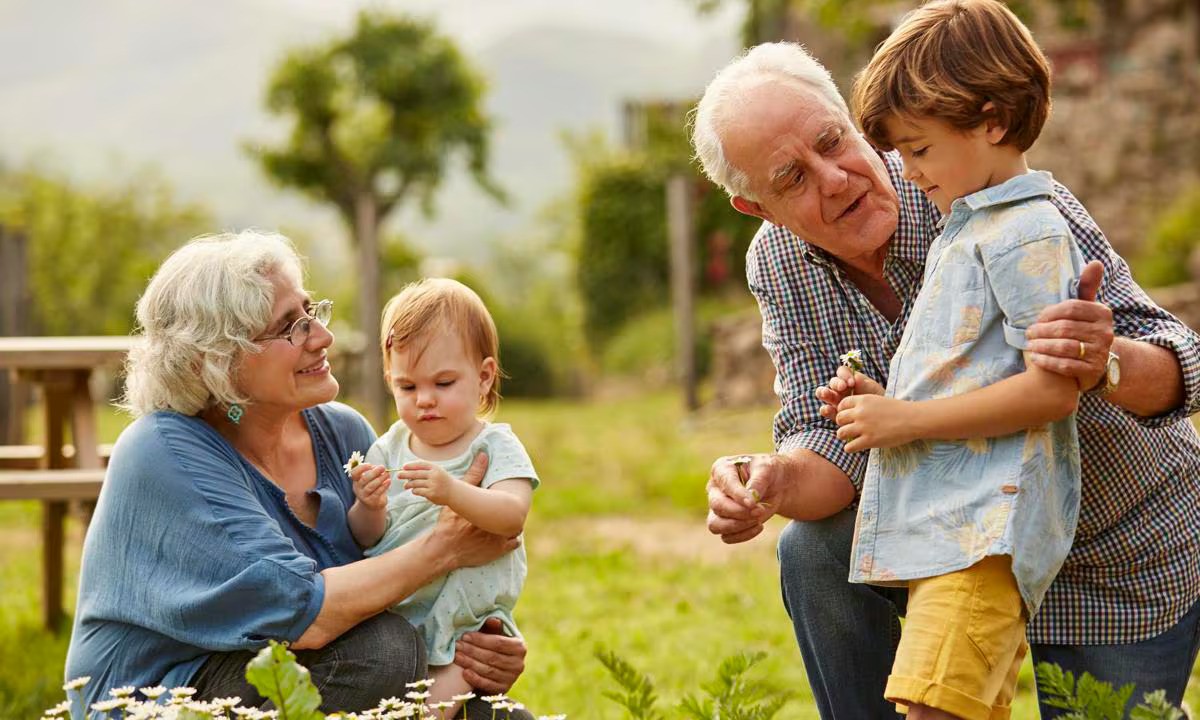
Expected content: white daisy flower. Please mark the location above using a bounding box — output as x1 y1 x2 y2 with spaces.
405 678 435 689
63 676 91 691
450 692 475 703
140 686 167 699
42 700 72 717
839 349 865 372
92 699 125 712
169 687 197 698
428 701 455 710
344 450 366 476
481 695 508 704
214 696 242 708
111 686 136 698
404 691 431 701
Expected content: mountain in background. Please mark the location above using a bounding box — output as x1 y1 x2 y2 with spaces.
0 0 738 264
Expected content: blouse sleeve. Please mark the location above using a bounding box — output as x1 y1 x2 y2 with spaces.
88 414 326 651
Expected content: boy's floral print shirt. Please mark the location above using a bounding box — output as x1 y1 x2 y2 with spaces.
848 171 1083 614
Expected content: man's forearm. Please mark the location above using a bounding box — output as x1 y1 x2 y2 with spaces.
1106 337 1185 416
773 448 857 521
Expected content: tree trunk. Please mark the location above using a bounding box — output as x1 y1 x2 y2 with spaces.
354 192 388 429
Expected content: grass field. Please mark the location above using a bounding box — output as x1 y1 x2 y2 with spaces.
1 394 1197 718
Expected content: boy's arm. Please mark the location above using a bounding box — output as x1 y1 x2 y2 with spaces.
834 358 1078 451
445 479 532 537
906 357 1077 440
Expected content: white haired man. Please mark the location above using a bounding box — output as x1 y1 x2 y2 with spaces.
695 42 1200 717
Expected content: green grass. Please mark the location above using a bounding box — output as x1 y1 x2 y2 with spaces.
2 395 1199 718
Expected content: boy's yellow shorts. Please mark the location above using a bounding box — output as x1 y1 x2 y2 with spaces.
886 554 1028 720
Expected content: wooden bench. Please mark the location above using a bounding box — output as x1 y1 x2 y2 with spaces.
0 469 105 631
0 443 114 470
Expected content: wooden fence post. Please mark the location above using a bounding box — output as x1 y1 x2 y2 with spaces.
667 174 699 412
0 225 31 444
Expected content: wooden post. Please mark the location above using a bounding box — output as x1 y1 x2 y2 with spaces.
355 193 387 429
667 174 699 411
0 226 30 444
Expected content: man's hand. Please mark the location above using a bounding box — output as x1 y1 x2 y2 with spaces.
455 617 526 692
349 462 391 511
1025 260 1112 391
816 366 886 420
706 453 787 544
396 462 458 506
835 395 918 452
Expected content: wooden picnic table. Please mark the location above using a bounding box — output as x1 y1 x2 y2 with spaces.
0 336 138 631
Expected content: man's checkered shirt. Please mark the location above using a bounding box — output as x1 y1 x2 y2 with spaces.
748 151 1200 644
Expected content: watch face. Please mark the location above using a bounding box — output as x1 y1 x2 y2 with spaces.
1108 355 1121 386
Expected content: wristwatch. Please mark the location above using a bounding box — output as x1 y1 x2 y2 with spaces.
1088 351 1121 397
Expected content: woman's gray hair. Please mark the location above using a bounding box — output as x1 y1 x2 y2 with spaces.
121 230 305 417
691 42 849 201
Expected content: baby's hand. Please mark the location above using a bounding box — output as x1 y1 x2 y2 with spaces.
396 462 457 506
350 462 391 511
817 366 885 421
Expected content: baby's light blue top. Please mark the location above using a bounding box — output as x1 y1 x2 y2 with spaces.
64 402 375 712
849 171 1084 615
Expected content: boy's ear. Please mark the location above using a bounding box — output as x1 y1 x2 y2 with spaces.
980 101 1008 145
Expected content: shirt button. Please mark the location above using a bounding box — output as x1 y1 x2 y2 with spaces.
1001 484 1019 495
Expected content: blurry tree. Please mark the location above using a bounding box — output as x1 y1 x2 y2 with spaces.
246 11 503 425
0 164 210 336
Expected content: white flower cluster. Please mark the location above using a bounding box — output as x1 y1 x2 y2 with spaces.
53 676 565 720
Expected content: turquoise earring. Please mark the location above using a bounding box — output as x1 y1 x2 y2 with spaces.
226 403 244 425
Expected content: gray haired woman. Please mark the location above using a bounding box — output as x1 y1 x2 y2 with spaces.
65 231 532 718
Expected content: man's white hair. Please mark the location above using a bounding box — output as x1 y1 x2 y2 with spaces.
121 230 305 417
691 42 849 201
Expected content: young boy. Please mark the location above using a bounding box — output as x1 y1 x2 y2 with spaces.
818 1 1085 718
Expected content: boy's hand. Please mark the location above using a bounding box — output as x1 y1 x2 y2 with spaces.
396 462 457 506
835 395 916 452
817 366 885 421
350 462 391 511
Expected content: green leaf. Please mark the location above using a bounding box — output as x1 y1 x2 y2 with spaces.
594 646 664 720
244 641 325 720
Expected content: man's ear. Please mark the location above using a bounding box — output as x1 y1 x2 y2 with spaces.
731 195 774 224
980 101 1008 145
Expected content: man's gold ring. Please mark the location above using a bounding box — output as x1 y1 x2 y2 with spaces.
1078 341 1086 360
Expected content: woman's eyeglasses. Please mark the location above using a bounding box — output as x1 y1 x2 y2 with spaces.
255 299 333 346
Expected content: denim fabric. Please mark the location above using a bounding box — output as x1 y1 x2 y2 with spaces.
65 403 376 713
751 148 1200 645
780 512 1200 719
189 612 535 720
1032 596 1200 717
851 172 1084 616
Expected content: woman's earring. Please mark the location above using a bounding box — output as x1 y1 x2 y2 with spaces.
226 403 245 425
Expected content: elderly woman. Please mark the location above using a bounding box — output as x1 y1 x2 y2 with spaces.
65 231 532 718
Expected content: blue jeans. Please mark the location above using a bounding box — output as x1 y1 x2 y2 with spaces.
778 510 1200 719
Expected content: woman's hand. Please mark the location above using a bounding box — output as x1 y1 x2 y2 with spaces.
455 617 527 692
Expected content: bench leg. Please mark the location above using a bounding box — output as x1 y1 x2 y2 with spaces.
43 500 66 632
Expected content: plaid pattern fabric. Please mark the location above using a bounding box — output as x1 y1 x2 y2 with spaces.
750 150 1200 644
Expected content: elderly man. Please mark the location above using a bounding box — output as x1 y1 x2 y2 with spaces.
695 42 1200 717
